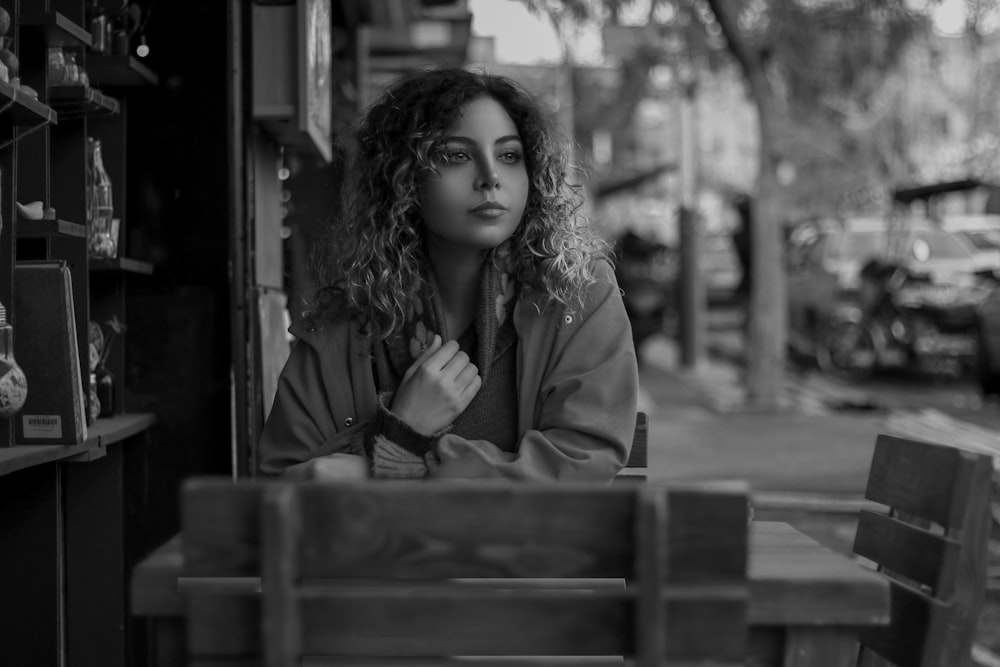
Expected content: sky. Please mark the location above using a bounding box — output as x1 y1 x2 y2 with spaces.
467 0 980 66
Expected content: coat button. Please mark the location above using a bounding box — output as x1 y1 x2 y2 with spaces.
344 417 354 427
563 315 573 324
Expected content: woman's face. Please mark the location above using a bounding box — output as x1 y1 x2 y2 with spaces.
419 96 529 254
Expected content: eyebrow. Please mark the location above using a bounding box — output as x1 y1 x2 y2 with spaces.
442 135 522 145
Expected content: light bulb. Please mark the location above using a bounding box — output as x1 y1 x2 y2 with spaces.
136 34 149 58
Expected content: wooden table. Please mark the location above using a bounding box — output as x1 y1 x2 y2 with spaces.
131 521 889 667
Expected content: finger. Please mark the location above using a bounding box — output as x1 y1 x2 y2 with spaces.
439 348 471 380
423 339 462 372
403 335 442 381
454 363 480 389
459 373 482 402
414 334 443 364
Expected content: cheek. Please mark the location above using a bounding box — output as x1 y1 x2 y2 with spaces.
422 173 468 213
511 172 530 209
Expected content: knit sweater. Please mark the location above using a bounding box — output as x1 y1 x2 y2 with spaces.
365 312 519 478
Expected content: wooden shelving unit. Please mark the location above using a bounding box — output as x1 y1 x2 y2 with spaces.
0 412 156 476
90 256 155 275
86 55 160 87
20 10 93 48
0 80 58 127
49 85 121 116
1 5 163 666
17 219 86 238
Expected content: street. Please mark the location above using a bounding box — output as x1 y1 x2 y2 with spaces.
704 305 1000 432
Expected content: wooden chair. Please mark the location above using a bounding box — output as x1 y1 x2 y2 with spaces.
619 411 649 481
853 433 994 667
181 477 749 666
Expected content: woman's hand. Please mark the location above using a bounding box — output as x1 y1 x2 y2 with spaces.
310 453 371 481
391 335 482 435
281 453 370 482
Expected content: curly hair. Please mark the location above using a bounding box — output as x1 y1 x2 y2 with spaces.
311 67 609 339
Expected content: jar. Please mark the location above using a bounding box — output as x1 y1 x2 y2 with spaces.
0 301 27 419
47 48 65 85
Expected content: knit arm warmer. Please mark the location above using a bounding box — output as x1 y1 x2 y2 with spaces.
366 392 448 479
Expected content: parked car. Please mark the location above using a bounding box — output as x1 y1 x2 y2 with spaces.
613 230 679 353
975 284 1000 395
786 215 984 361
938 214 1000 272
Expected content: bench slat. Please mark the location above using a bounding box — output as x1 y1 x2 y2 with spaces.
188 588 747 657
853 510 960 596
184 482 637 579
865 434 964 527
182 479 750 664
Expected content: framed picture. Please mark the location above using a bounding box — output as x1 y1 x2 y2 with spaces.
298 0 332 162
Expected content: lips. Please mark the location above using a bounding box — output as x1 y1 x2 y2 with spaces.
470 201 508 213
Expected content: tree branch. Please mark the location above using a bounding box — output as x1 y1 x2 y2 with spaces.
703 0 763 89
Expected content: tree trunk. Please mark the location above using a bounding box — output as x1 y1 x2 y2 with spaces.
706 0 786 409
746 93 787 409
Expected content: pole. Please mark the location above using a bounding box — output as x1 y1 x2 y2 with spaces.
678 75 704 368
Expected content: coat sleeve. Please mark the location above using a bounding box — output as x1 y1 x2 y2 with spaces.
257 335 368 478
432 261 638 482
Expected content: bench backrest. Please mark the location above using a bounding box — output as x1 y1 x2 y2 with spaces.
854 433 993 667
626 411 648 469
182 478 748 666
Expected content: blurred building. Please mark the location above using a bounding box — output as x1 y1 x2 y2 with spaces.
898 30 1000 212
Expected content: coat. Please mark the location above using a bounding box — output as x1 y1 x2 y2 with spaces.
258 260 639 481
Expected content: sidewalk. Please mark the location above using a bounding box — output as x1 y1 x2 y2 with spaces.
636 333 1000 499
636 332 1000 661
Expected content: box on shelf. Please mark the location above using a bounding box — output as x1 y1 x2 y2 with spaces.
13 261 87 444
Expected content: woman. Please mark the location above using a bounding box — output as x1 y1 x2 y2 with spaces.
259 67 638 481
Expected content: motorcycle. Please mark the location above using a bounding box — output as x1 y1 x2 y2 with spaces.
816 258 992 381
613 231 679 353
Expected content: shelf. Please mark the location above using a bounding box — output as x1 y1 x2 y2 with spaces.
1 412 156 476
21 11 93 48
49 85 120 116
0 79 58 127
90 257 155 275
0 442 92 476
17 219 86 238
82 412 157 450
86 55 160 87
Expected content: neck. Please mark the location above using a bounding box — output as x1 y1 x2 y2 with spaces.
427 242 486 337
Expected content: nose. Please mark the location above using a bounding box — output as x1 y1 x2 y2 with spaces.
475 171 500 190
473 152 500 190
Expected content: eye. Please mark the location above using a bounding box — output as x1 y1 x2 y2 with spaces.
498 150 523 164
440 149 471 164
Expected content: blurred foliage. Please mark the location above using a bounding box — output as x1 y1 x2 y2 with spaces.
525 0 995 402
529 1 936 199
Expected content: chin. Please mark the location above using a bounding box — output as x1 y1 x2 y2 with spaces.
455 228 513 249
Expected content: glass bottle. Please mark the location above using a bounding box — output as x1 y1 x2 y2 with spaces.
96 365 114 417
88 372 100 424
0 301 28 419
89 0 108 54
64 52 80 85
88 138 116 258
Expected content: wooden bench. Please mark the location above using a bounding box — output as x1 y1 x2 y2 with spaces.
180 477 748 665
854 433 994 667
